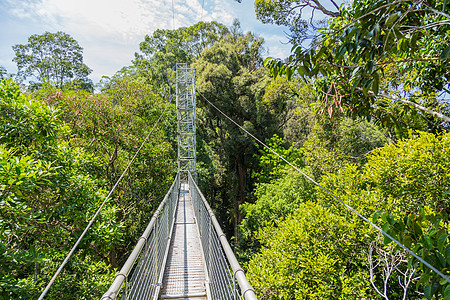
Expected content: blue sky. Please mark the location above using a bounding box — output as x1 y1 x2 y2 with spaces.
0 0 293 83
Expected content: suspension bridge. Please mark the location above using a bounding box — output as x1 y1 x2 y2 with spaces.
99 63 256 300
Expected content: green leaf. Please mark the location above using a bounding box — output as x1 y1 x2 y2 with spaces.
436 252 446 268
336 45 347 60
264 57 274 66
297 66 306 76
425 285 432 299
403 236 412 248
423 235 433 250
440 46 450 60
385 13 399 27
444 284 450 300
384 233 392 245
372 74 379 96
438 234 448 252
373 210 384 223
413 222 423 237
446 244 450 264
286 67 293 80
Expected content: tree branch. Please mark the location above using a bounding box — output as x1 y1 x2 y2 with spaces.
309 0 340 17
423 4 450 20
329 0 340 11
377 92 450 123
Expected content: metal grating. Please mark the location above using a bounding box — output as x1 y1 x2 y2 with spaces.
160 183 207 299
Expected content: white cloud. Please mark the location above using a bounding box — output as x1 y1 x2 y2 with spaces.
1 0 289 81
4 0 190 80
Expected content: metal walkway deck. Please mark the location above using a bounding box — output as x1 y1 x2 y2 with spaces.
160 183 208 300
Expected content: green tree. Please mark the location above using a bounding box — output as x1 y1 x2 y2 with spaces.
246 202 371 299
134 21 229 99
193 26 285 238
242 129 447 298
252 134 305 183
34 77 177 268
319 131 450 217
240 167 315 259
12 31 92 90
317 131 450 298
0 76 176 298
264 0 450 128
0 79 117 298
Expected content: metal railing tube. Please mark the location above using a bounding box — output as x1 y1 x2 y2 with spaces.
152 182 179 300
188 173 257 300
101 173 179 300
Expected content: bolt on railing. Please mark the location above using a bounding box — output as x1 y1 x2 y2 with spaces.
101 173 180 300
188 172 257 300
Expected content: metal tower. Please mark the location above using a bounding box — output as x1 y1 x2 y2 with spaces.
176 63 197 181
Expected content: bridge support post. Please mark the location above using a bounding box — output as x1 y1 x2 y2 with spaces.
176 63 197 181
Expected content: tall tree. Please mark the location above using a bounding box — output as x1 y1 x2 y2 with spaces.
193 26 285 238
134 21 229 99
12 31 92 89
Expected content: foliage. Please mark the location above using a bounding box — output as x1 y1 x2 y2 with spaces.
317 131 450 297
367 131 450 214
193 26 285 238
252 134 304 183
33 78 177 268
246 202 371 299
318 131 450 219
12 31 92 90
0 79 118 298
244 129 450 298
240 167 315 259
376 208 450 299
0 66 7 80
0 74 175 298
239 117 388 255
302 116 390 178
0 80 60 153
134 21 229 99
265 0 450 128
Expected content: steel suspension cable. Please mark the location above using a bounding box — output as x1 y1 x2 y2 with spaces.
171 0 175 29
196 90 450 283
38 100 172 300
201 0 205 22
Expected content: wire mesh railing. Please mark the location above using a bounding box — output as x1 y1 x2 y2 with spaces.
188 172 257 300
101 173 180 300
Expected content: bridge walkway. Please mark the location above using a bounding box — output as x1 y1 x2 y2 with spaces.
160 182 208 300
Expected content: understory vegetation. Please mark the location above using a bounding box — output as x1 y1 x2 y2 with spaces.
1 0 449 298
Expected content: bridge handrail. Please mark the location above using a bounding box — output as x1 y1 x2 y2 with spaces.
188 172 257 300
101 173 180 300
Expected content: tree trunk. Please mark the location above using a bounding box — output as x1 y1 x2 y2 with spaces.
234 150 247 242
108 250 118 268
